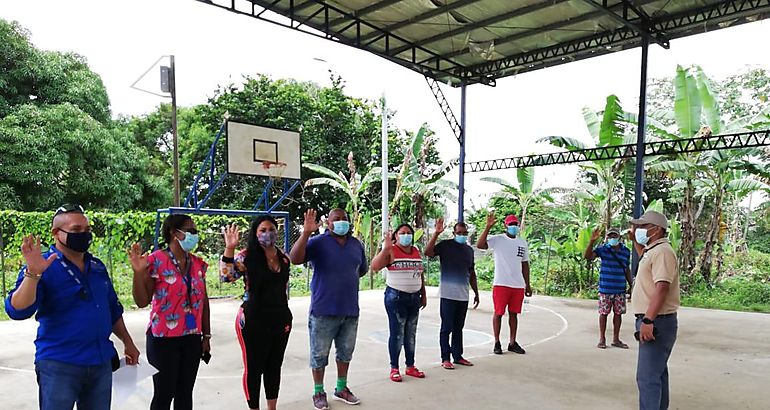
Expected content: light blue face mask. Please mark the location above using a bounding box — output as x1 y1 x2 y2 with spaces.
454 235 468 244
507 225 520 236
634 228 650 246
177 230 199 252
332 220 350 236
607 238 620 246
398 234 413 246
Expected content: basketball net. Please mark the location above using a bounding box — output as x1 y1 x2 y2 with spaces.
262 161 288 184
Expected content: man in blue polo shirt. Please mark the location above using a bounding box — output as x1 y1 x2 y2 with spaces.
4 204 140 410
290 208 368 410
585 227 633 349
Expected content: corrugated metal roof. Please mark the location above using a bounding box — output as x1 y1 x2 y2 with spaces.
198 0 770 86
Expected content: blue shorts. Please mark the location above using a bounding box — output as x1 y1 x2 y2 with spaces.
308 314 359 369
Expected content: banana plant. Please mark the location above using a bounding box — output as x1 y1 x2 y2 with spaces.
303 157 394 236
480 166 554 232
538 95 636 231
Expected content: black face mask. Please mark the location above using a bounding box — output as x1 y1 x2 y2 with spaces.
60 230 93 253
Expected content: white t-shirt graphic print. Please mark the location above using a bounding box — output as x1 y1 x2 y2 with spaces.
487 234 529 289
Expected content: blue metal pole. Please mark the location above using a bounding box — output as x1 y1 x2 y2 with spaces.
153 210 163 250
458 82 467 222
632 38 650 275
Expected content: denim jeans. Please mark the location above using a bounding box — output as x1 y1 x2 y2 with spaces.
636 314 678 410
439 298 468 362
308 314 359 369
35 359 112 410
384 286 421 368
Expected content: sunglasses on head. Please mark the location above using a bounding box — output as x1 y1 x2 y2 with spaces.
55 203 85 216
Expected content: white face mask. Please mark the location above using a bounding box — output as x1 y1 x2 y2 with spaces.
635 228 650 246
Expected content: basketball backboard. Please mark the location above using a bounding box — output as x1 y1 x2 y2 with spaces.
226 120 301 180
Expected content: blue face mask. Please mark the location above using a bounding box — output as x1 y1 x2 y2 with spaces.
507 226 520 236
454 235 468 244
607 238 620 246
332 220 350 236
177 230 199 252
634 228 650 246
398 234 413 246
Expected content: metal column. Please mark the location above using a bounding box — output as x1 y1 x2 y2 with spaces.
458 82 467 222
632 38 649 274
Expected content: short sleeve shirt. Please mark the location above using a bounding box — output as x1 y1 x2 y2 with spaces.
146 250 208 337
305 232 368 316
594 244 631 294
487 234 528 289
434 240 475 301
631 239 680 315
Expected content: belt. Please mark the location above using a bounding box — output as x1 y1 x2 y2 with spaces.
635 312 677 319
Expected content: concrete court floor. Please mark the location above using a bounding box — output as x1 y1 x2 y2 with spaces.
1 288 768 410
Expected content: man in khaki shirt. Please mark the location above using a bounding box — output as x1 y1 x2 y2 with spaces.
630 210 680 410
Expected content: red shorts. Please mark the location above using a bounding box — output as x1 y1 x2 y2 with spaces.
492 286 525 315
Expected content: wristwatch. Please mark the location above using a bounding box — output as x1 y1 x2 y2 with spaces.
641 317 654 325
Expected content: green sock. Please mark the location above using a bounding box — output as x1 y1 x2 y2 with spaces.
336 377 347 392
314 384 324 394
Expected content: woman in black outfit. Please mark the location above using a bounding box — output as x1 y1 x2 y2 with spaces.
220 216 292 410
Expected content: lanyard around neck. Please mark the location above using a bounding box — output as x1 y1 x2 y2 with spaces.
166 249 193 303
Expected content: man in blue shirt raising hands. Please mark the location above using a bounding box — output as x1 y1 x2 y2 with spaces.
4 204 140 410
584 227 633 350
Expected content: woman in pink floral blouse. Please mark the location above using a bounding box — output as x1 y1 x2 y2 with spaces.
129 214 211 410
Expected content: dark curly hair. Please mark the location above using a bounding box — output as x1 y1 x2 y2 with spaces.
161 214 192 248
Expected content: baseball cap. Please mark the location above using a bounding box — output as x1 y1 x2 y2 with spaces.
504 215 519 225
630 210 669 229
607 227 620 235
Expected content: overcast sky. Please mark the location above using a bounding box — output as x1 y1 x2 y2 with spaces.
4 0 770 218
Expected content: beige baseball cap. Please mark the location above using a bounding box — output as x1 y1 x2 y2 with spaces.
630 210 669 229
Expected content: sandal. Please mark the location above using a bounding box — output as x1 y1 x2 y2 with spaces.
405 366 425 378
611 341 629 349
597 341 607 349
389 368 402 382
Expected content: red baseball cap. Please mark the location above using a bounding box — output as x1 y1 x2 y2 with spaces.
504 215 519 225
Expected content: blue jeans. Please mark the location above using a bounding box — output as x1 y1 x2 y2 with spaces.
35 359 112 410
439 298 468 362
384 286 421 368
636 314 678 410
308 314 359 369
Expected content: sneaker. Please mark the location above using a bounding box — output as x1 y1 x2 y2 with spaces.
313 392 329 410
493 341 503 355
405 366 425 378
454 358 474 366
333 387 361 405
508 342 526 354
441 360 455 370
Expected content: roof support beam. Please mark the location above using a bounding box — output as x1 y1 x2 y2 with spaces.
389 0 569 56
327 0 401 27
466 130 770 172
580 0 670 48
359 0 484 42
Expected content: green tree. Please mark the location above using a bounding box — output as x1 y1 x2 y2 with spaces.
480 166 553 231
0 103 161 211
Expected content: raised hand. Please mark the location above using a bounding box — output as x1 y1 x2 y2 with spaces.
590 228 602 242
434 218 445 234
383 230 393 250
20 235 57 277
222 223 241 250
127 243 149 274
485 212 496 229
303 209 322 234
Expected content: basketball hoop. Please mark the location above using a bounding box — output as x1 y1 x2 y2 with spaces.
262 161 288 182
